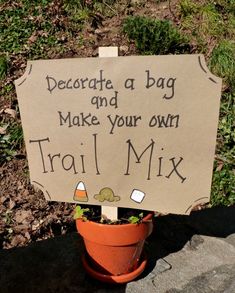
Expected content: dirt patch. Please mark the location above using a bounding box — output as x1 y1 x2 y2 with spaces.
0 158 76 249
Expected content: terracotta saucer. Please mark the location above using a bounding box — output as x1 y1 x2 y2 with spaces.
82 253 147 284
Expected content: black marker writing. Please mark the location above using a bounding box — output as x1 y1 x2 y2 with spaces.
58 111 100 127
29 135 101 175
107 115 142 134
145 70 176 99
29 138 50 173
166 157 186 183
91 91 118 109
125 139 155 180
46 70 114 94
149 114 179 128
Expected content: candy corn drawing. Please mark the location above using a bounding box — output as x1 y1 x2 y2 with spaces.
74 181 88 202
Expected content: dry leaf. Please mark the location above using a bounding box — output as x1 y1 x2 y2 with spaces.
10 234 27 247
28 32 37 43
0 127 6 134
4 108 16 118
216 162 224 171
24 231 31 240
14 210 32 223
14 224 29 233
0 196 7 204
9 199 16 210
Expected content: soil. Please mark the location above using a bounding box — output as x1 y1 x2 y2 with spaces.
0 0 181 249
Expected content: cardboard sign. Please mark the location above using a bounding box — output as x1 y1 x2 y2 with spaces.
15 55 221 214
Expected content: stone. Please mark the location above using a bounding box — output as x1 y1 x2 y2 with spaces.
185 235 204 251
155 258 172 273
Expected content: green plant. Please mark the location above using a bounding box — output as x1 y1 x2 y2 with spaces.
0 0 64 58
212 0 235 14
179 0 235 53
63 0 117 25
73 205 90 220
209 41 235 91
128 212 144 224
211 163 235 207
216 92 235 162
179 0 199 17
123 16 189 55
0 122 24 164
73 205 149 224
199 4 224 37
0 55 7 80
212 91 235 207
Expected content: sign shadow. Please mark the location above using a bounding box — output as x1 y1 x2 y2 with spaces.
140 205 235 279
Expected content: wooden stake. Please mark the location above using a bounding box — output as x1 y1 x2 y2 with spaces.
99 46 118 221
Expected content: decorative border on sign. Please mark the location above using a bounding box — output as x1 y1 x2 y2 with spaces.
184 196 209 214
197 55 218 84
32 180 51 200
16 63 33 87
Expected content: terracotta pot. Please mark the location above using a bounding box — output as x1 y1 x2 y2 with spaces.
76 212 153 283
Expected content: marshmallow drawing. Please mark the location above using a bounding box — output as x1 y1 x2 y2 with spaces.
130 189 145 203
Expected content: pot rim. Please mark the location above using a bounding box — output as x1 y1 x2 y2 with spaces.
76 211 154 247
76 211 154 227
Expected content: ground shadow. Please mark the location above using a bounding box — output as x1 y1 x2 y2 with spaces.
0 233 126 293
0 206 234 292
142 205 235 278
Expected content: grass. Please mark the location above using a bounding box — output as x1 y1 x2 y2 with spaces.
211 163 235 207
63 0 118 24
212 91 235 207
0 55 7 80
209 40 235 91
0 0 59 58
178 0 235 53
217 93 235 164
0 122 24 164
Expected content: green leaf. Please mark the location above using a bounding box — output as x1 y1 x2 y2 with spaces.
0 56 7 80
128 213 143 224
73 205 90 220
128 216 140 224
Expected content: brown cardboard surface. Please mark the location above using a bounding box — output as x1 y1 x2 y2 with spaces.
15 55 222 214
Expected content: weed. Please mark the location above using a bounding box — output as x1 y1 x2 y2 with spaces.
212 0 235 14
0 122 24 164
123 16 189 55
73 205 90 220
0 55 7 80
213 91 235 207
0 0 73 59
217 93 235 162
209 40 235 91
178 0 234 53
179 0 199 17
3 210 13 225
211 163 235 207
128 212 144 224
63 0 117 25
200 4 224 37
